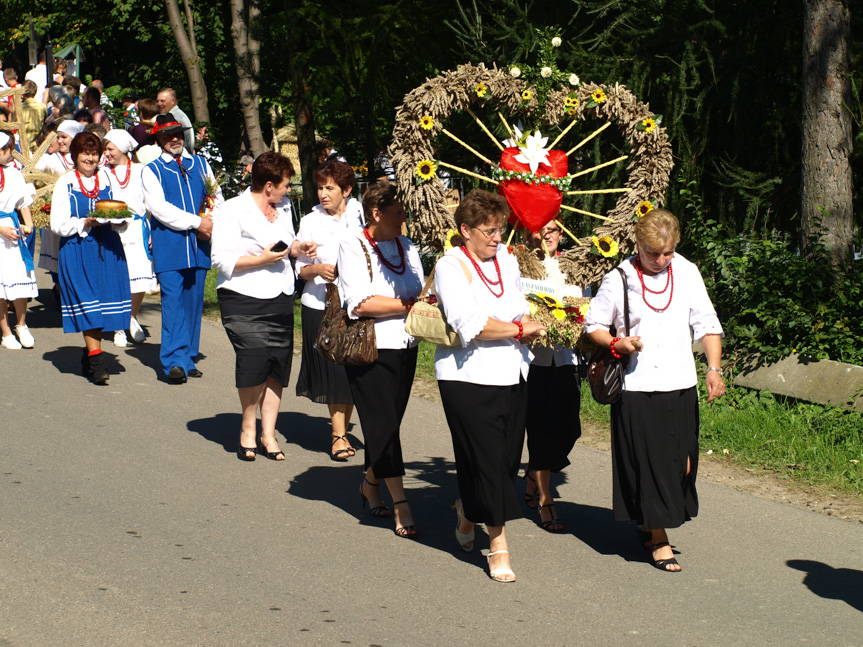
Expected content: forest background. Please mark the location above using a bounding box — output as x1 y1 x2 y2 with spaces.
2 0 863 368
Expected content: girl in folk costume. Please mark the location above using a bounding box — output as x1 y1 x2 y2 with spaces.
51 132 132 385
0 133 38 349
37 120 85 279
103 129 156 346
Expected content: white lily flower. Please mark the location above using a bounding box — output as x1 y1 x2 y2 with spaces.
502 125 524 149
569 73 580 86
514 130 551 173
541 67 552 78
510 66 521 78
551 37 562 47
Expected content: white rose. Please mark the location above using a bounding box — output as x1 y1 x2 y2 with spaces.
510 67 521 78
541 67 552 78
569 73 580 86
551 37 562 47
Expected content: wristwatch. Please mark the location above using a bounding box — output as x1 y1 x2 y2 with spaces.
707 366 723 375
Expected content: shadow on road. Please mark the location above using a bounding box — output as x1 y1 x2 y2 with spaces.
274 410 364 456
787 559 863 612
43 346 126 378
187 412 242 454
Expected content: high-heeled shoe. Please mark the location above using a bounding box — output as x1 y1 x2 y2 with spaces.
392 500 418 539
487 550 516 583
359 478 391 517
522 468 539 509
538 503 564 533
237 444 256 461
454 500 474 552
258 446 285 461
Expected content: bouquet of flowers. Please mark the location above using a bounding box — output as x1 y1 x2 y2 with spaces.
526 292 591 349
30 195 52 229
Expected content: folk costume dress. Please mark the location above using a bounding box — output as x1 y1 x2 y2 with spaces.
294 204 362 405
142 149 222 377
105 161 157 294
434 244 532 527
584 254 723 529
338 232 424 479
0 162 38 301
37 151 75 274
50 170 132 333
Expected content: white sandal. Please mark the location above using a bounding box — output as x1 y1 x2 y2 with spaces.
454 500 474 552
487 550 516 583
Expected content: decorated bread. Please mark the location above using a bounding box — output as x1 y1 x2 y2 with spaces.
94 200 128 212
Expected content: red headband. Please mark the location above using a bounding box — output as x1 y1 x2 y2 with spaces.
151 121 183 135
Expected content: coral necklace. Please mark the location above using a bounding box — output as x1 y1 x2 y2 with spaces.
0 166 5 193
75 170 100 199
460 245 504 298
363 227 405 274
110 163 131 189
634 256 673 312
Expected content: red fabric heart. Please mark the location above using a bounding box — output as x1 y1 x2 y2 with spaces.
498 147 568 233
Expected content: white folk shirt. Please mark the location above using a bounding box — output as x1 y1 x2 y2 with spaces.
295 205 363 310
434 245 532 386
210 189 297 299
104 163 146 215
584 253 723 393
50 170 113 238
338 234 423 350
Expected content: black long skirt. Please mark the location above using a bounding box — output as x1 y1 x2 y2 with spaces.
295 304 353 405
525 362 582 472
218 288 294 389
345 346 418 479
610 386 699 529
438 378 527 527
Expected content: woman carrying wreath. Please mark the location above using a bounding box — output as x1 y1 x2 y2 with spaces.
585 209 725 572
435 189 545 582
295 158 363 461
338 181 424 538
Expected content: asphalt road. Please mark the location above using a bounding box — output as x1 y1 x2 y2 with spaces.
1 274 862 646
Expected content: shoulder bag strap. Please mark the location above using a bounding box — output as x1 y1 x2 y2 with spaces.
617 267 630 337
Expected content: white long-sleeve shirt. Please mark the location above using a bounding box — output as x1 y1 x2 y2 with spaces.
141 150 222 231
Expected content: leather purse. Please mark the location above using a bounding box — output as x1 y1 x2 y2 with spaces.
404 258 471 347
316 238 378 366
587 268 630 404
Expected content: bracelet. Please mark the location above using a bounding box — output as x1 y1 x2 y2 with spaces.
610 337 622 359
514 321 524 340
707 366 723 375
406 297 417 310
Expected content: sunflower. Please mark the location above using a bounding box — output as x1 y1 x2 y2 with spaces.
592 235 619 258
529 302 538 317
415 159 437 182
444 228 459 251
591 88 607 104
419 115 435 130
566 108 577 117
521 89 533 102
636 200 653 218
641 117 656 133
552 308 566 321
564 96 578 108
475 83 488 98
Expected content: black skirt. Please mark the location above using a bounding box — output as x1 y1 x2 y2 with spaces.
610 386 699 529
525 362 582 472
438 378 527 527
218 288 294 389
295 304 353 405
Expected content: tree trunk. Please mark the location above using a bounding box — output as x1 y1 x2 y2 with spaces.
164 0 211 124
230 0 268 157
801 0 853 267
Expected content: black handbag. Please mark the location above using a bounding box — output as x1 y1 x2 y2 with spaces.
587 268 630 404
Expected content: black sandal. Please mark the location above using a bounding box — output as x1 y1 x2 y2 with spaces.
237 445 257 461
392 500 418 539
648 541 681 572
359 478 391 517
539 503 564 533
331 435 355 462
523 469 539 509
258 447 285 461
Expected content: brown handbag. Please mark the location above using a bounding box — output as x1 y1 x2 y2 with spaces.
587 268 630 404
316 238 378 366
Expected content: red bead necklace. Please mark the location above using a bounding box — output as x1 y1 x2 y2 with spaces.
110 163 131 189
363 227 406 274
61 154 73 169
75 170 101 199
460 245 504 298
0 165 5 193
634 256 673 312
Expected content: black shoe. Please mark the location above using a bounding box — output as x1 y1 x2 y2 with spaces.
168 366 187 384
81 347 91 376
187 369 203 378
89 352 109 385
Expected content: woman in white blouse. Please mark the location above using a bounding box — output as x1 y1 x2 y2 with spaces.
338 181 423 538
434 189 545 583
211 152 317 461
295 159 364 461
585 209 725 572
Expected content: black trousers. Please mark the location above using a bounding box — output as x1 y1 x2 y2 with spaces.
345 346 418 478
438 378 527 527
526 362 582 472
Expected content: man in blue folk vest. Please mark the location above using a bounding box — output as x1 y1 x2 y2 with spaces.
142 113 222 383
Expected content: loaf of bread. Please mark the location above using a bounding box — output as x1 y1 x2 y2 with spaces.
94 200 128 212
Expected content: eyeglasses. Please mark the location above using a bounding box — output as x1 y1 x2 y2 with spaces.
539 227 561 236
472 226 506 238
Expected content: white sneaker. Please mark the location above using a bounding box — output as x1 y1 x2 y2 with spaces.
114 330 128 348
129 317 146 343
14 325 35 348
1 334 22 350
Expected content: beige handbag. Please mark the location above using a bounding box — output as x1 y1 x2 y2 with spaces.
405 257 471 346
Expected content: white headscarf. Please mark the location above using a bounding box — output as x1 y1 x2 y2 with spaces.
0 132 10 149
57 121 86 138
103 129 138 155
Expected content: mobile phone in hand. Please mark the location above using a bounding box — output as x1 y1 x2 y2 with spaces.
271 240 289 253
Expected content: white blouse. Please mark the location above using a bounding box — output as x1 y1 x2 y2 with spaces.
50 170 113 238
210 189 297 299
0 164 33 213
295 205 363 310
584 253 724 392
338 234 424 350
434 245 532 386
104 162 146 215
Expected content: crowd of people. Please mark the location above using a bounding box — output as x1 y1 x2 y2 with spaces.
0 52 727 583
